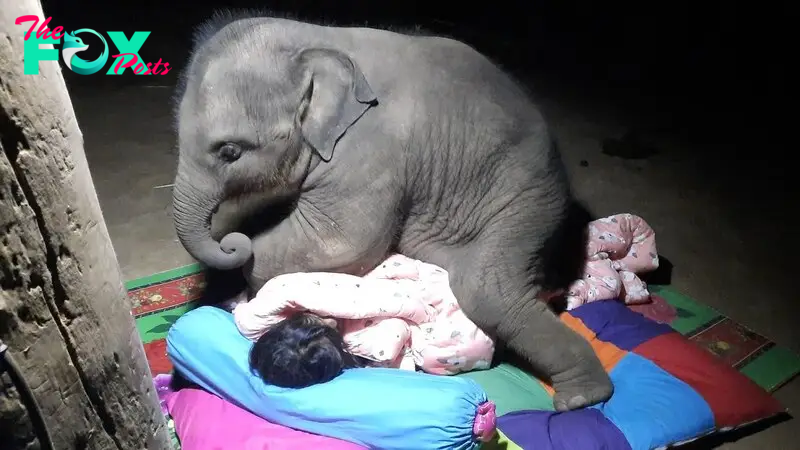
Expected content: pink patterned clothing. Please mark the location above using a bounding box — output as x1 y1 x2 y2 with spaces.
565 213 660 310
233 254 495 375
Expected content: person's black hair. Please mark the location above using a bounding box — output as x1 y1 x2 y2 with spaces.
249 312 370 388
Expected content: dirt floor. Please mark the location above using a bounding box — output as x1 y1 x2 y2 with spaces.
62 29 797 449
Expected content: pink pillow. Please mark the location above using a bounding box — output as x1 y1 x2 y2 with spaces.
163 386 364 450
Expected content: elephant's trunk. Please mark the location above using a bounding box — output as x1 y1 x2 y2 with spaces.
172 171 253 270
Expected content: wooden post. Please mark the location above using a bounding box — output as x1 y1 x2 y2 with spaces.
0 0 171 448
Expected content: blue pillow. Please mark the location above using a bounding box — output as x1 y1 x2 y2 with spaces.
166 306 489 450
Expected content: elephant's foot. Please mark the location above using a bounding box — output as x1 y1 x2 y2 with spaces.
492 296 614 412
552 368 614 411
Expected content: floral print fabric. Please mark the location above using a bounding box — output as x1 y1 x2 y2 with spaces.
565 213 660 310
233 254 495 375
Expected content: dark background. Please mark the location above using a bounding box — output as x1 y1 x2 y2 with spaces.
37 0 793 198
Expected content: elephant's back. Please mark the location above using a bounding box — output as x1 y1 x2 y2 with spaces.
231 18 541 131
255 20 563 202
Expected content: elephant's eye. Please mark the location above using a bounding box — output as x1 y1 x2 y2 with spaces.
218 143 242 162
273 128 291 140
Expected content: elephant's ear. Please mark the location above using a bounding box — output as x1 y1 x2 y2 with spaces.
293 48 378 162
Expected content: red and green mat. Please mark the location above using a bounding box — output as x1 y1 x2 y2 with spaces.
126 263 800 444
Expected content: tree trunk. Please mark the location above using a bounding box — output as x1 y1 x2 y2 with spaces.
0 1 171 448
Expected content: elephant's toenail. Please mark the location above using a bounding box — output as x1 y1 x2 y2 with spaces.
568 395 587 408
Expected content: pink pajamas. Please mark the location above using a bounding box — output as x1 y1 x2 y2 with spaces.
233 254 495 375
565 213 660 310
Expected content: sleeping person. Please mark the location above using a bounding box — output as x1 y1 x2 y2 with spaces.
232 253 496 388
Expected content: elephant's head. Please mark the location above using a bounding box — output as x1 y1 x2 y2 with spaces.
172 26 377 270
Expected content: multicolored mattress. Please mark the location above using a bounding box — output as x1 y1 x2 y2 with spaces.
128 265 796 450
458 298 786 450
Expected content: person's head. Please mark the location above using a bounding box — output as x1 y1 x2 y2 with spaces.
249 312 365 388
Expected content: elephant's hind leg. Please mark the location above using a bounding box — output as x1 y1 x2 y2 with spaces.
437 231 614 411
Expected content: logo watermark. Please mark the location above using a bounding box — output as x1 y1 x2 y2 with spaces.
15 15 171 75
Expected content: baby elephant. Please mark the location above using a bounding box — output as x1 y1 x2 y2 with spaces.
171 11 612 411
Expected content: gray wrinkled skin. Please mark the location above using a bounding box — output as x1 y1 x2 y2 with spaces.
171 12 613 411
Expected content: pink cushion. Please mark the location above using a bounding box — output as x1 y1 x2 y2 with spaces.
164 387 364 450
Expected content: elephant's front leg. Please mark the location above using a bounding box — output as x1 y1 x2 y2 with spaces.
242 197 399 294
424 235 613 412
